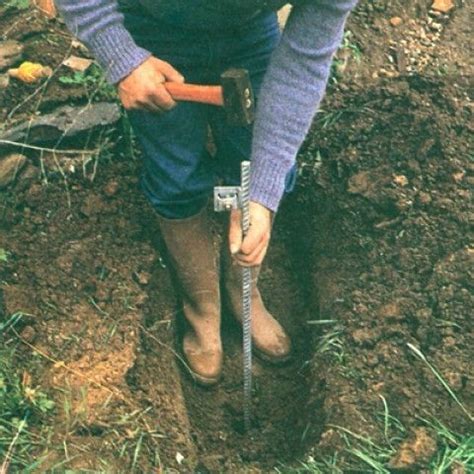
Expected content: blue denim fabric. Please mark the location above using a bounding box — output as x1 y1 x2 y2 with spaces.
123 6 297 218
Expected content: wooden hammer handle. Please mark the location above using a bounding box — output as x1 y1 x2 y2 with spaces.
164 82 224 106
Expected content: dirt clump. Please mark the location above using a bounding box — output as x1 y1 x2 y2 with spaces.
388 427 438 470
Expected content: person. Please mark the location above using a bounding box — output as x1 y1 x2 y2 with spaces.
55 0 358 386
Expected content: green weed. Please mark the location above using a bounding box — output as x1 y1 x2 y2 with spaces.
285 396 473 473
407 343 473 421
331 30 362 83
59 64 117 101
0 248 8 263
4 0 29 10
316 326 345 363
0 344 55 470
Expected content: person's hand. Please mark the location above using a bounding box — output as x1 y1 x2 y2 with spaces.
118 56 184 113
229 201 273 267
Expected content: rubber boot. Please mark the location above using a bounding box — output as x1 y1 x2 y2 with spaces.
157 208 223 386
222 248 292 364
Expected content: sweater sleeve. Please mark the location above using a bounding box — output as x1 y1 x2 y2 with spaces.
250 0 358 211
55 0 152 83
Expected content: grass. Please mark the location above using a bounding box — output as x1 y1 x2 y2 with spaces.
0 249 8 263
0 339 55 471
278 401 473 473
315 325 345 364
0 321 163 472
331 30 362 83
4 0 29 10
59 64 117 102
407 343 473 422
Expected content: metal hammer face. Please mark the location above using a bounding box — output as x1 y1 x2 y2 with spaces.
221 68 255 126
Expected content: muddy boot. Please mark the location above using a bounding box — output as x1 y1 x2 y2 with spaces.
157 208 223 386
222 249 292 364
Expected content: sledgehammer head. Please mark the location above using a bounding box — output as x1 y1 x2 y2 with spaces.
221 68 255 126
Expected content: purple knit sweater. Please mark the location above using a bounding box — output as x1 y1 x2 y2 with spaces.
55 0 357 211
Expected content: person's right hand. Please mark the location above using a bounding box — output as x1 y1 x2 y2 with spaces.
118 56 185 113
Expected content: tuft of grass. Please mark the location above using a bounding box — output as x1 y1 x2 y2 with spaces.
423 418 474 473
316 326 345 363
4 0 29 10
59 64 117 102
0 248 8 264
0 344 55 471
331 30 362 83
285 397 473 473
407 343 473 421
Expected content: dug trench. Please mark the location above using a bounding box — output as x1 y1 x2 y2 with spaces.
0 134 327 470
1 74 473 471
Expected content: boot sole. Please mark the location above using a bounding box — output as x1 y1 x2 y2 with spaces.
189 370 221 387
253 346 292 366
177 349 222 387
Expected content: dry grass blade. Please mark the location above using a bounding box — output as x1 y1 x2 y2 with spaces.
406 343 473 422
0 418 27 474
0 140 99 155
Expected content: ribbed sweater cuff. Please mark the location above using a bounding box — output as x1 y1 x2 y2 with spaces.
249 157 289 212
87 23 152 84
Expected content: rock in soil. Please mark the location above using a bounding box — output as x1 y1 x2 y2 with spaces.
431 0 454 14
390 16 403 27
0 73 9 89
0 40 24 71
0 153 27 189
0 102 121 146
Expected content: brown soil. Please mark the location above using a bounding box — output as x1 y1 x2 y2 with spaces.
1 1 472 472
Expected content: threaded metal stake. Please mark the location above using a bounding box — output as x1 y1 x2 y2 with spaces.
240 161 252 432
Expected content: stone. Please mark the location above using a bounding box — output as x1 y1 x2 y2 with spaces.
390 17 403 27
134 271 151 287
0 40 24 71
0 153 27 189
393 174 409 187
0 103 121 147
62 55 93 72
0 73 9 89
431 0 454 14
389 428 437 470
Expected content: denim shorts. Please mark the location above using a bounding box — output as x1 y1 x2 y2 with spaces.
122 5 297 218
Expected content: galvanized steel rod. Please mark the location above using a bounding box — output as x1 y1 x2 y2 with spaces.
240 161 252 431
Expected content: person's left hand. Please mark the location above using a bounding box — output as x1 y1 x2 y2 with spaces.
229 201 273 267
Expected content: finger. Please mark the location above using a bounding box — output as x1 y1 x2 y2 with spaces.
150 85 177 111
141 101 164 114
229 209 242 255
240 223 268 256
157 60 185 83
235 240 269 267
235 236 267 265
144 104 164 114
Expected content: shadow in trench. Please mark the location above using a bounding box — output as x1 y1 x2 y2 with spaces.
180 195 327 472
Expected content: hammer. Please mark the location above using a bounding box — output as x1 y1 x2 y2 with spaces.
164 68 255 126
